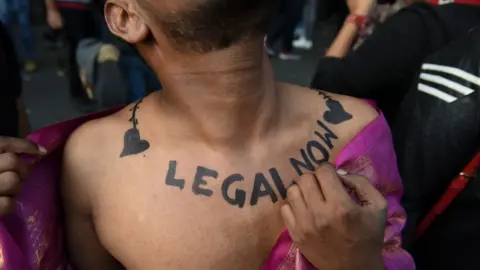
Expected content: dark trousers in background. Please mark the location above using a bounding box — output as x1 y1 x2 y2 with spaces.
59 8 97 99
120 55 162 102
266 0 307 52
0 0 35 60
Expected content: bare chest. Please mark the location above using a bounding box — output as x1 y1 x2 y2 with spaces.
94 166 291 269
92 117 345 269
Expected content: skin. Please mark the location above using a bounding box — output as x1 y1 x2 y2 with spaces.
326 0 373 58
44 0 63 30
61 0 380 269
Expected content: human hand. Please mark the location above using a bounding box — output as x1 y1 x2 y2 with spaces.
0 137 47 215
347 0 374 15
47 9 63 30
281 164 387 270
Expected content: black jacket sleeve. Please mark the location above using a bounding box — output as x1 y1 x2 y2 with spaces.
310 4 436 100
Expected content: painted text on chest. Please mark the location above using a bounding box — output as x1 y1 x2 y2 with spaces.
164 119 339 208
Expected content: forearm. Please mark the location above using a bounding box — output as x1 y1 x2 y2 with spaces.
325 22 360 58
45 0 58 12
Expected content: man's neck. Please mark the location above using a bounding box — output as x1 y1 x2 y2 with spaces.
154 42 280 150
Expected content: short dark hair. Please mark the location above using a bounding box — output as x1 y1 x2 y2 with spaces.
139 0 279 53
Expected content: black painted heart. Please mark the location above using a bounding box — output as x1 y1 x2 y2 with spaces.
120 128 150 157
323 99 353 124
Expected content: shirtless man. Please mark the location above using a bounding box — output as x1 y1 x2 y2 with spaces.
59 0 411 269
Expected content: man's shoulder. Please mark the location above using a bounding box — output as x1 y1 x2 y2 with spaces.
284 84 379 126
282 84 383 161
63 108 132 174
313 89 380 138
60 110 128 211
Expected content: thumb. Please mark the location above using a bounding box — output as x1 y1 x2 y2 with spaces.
0 137 47 155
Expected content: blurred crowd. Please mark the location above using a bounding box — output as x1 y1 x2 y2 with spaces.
0 0 421 123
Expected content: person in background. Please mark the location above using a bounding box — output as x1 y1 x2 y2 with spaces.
265 0 307 60
311 1 480 269
0 21 30 138
292 0 317 50
0 0 37 73
394 26 480 270
45 0 97 112
310 0 480 126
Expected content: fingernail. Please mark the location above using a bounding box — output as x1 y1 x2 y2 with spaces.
336 169 348 176
38 145 48 154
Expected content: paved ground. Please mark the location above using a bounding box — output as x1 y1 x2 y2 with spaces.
20 24 335 131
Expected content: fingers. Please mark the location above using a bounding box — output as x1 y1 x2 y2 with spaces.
283 186 312 243
286 182 308 218
281 204 296 230
0 172 22 197
314 163 351 203
0 197 15 216
295 173 325 207
0 137 36 217
0 137 47 155
340 173 386 209
0 153 30 179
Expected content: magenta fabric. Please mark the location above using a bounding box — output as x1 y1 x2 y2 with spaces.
0 108 120 270
0 105 414 270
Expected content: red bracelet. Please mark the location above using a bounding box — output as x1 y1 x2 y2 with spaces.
345 14 369 30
